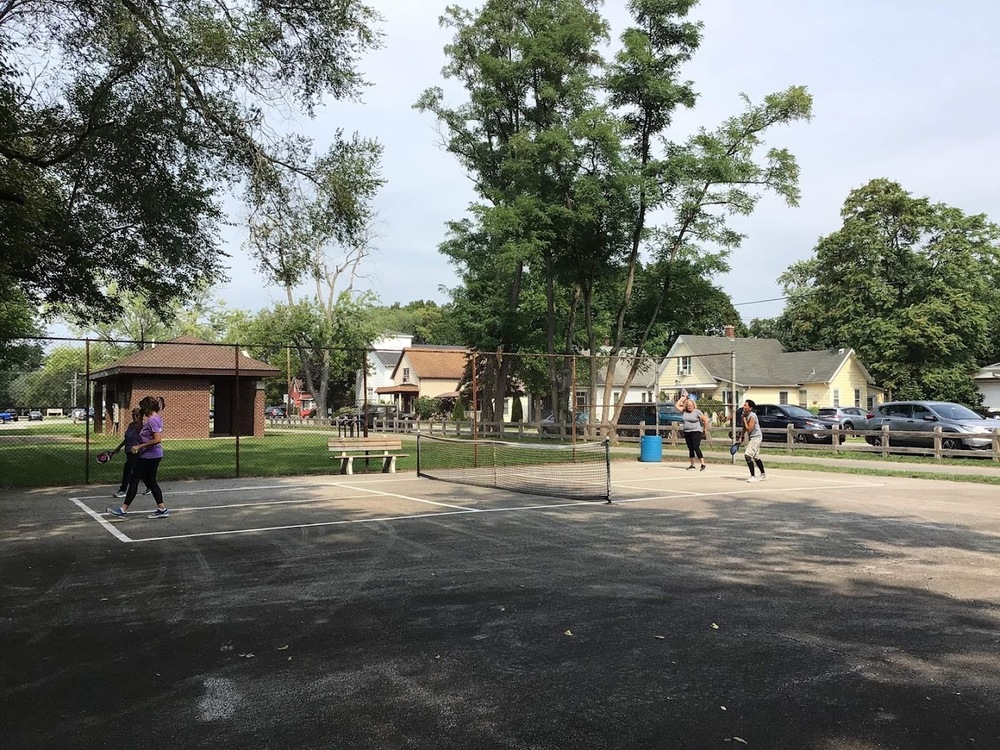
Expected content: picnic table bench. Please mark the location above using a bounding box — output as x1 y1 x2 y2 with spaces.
328 436 408 475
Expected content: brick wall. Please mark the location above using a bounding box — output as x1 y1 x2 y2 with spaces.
105 377 267 439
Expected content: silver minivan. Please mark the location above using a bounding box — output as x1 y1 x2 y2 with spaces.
865 401 1000 450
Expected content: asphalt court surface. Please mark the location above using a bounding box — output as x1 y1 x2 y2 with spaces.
71 463 893 544
4 461 1000 749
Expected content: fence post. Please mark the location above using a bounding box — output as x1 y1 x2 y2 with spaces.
993 429 999 463
881 425 890 458
933 426 942 459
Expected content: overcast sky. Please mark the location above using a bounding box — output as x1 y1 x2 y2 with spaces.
211 0 1000 326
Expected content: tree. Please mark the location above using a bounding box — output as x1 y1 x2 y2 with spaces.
0 287 44 384
375 301 462 345
417 0 812 428
243 128 384 415
0 0 382 324
418 0 811 427
776 179 1000 403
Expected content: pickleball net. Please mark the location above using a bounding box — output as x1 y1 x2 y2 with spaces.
416 434 612 502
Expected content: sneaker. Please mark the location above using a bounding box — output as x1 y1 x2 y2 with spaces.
112 490 126 498
700 465 706 472
759 474 767 481
148 508 170 519
686 465 696 471
746 476 761 483
106 506 128 518
142 488 152 495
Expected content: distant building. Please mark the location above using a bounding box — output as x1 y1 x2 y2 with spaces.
356 332 413 408
973 362 1000 414
663 326 884 411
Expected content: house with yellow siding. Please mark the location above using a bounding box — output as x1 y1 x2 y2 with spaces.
662 327 884 411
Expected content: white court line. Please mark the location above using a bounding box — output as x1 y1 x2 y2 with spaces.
613 483 703 497
130 498 603 543
609 480 887 504
70 498 132 542
75 477 888 543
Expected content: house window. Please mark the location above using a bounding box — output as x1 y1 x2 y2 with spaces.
576 391 588 408
798 389 808 408
677 357 692 376
721 389 741 405
833 389 840 407
854 388 862 407
402 367 410 383
613 392 620 404
779 391 789 405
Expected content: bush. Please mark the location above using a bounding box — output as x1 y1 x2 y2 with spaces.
511 396 523 423
452 400 466 421
414 396 438 419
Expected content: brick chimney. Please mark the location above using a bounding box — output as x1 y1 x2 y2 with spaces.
724 325 736 340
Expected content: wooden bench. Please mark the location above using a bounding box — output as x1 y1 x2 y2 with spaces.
328 437 408 475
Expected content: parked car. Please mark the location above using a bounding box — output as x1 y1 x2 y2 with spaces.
539 410 590 435
28 410 43 421
865 401 1000 450
0 408 17 422
657 404 686 425
264 405 287 418
817 406 869 432
0 411 12 424
755 404 842 443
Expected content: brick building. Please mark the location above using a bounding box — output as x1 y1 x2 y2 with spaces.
89 335 282 438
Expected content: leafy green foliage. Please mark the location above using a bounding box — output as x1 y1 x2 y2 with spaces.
1 0 382 324
417 0 811 424
777 179 1000 403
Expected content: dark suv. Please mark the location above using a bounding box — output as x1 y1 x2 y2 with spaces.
865 401 999 450
755 404 842 443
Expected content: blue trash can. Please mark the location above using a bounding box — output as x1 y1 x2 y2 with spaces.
639 435 663 462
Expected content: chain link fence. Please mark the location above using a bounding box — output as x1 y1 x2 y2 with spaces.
8 336 986 488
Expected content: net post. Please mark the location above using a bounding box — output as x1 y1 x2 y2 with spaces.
604 438 611 504
730 351 737 465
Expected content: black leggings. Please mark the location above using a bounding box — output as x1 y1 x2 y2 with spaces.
684 431 704 460
123 457 163 506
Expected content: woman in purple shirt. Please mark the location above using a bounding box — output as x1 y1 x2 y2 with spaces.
107 396 169 519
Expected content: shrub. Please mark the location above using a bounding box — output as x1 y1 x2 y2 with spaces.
511 396 523 423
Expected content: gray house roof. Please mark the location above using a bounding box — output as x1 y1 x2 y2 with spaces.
674 335 874 387
974 362 1000 380
372 350 400 369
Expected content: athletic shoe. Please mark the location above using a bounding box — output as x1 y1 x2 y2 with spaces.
746 476 761 483
112 491 126 498
759 474 767 481
148 508 170 519
686 465 696 471
142 488 152 495
700 465 706 472
107 506 128 518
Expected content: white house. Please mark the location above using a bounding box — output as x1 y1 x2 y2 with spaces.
355 332 413 408
974 362 1000 414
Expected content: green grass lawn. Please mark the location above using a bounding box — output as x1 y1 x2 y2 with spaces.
1 426 996 488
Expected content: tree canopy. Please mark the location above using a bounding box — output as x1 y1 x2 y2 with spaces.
0 0 382 324
417 0 811 422
776 179 1000 403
